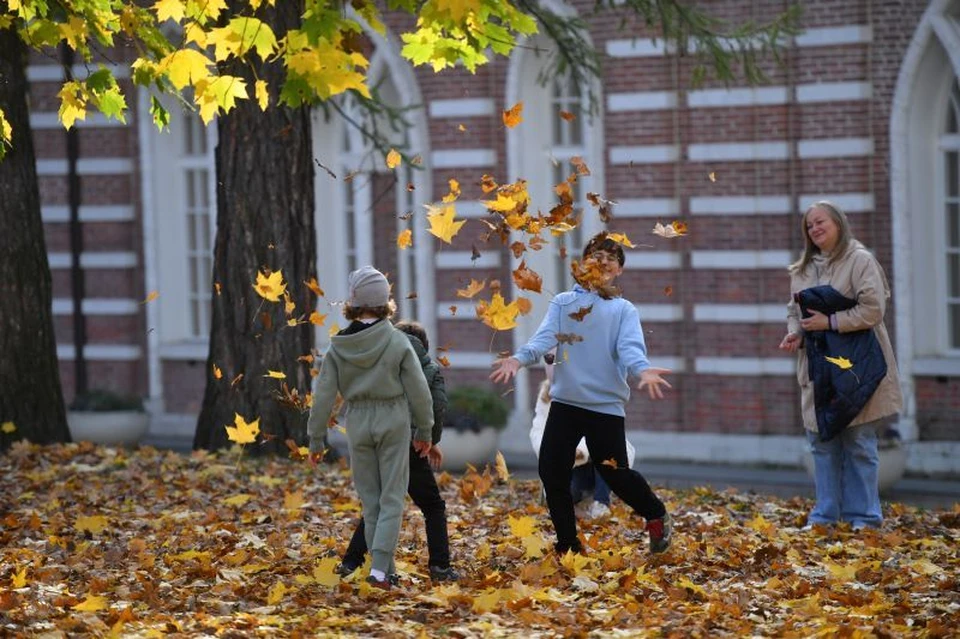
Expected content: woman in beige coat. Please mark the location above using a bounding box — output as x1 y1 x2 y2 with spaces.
779 201 902 529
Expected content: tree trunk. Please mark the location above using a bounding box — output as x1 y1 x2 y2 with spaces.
193 0 321 454
0 30 70 450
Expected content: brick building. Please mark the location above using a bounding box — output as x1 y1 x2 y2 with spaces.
27 0 959 474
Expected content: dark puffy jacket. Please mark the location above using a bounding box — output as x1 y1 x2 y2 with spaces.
796 285 887 442
405 334 448 444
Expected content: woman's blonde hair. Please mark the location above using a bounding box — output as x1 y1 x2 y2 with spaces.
788 200 854 275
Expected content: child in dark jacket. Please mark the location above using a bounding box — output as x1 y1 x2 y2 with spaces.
338 320 460 582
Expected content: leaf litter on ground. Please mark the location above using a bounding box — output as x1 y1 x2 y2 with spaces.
0 441 958 637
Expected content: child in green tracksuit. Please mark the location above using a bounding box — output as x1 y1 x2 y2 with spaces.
308 266 434 589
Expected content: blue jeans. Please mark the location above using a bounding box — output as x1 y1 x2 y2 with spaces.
805 422 882 527
570 463 611 505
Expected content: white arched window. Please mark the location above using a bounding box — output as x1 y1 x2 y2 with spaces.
550 74 588 291
941 79 960 351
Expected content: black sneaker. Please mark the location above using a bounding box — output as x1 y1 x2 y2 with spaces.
646 512 673 554
337 560 360 577
429 565 460 582
388 573 400 586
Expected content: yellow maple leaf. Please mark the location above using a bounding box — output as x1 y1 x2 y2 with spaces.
264 370 286 380
494 450 509 482
746 513 776 537
73 594 109 612
283 490 305 511
676 576 707 596
304 277 324 297
222 493 253 507
212 364 222 379
57 81 87 130
471 588 501 614
441 178 461 203
652 221 686 239
193 74 248 123
253 269 286 302
426 204 466 244
386 148 401 169
435 0 481 21
142 290 159 304
11 566 27 588
153 0 185 22
159 48 213 90
75 515 109 534
560 550 591 576
397 229 412 249
477 293 520 331
266 581 286 605
502 101 523 128
255 79 269 111
1 421 16 434
313 557 341 587
225 413 260 445
825 355 854 370
309 311 327 326
328 322 340 338
522 533 549 559
508 515 537 538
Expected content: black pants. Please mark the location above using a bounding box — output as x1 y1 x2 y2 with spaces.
343 443 451 569
539 401 666 552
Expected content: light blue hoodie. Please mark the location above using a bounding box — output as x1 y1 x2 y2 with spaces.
514 284 651 417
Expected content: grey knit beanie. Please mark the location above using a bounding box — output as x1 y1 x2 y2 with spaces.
348 266 390 308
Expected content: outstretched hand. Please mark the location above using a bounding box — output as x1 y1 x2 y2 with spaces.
490 356 521 384
637 367 672 400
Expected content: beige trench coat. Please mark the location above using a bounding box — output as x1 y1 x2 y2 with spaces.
786 240 903 433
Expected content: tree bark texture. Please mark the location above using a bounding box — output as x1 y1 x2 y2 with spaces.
0 30 70 450
193 1 320 453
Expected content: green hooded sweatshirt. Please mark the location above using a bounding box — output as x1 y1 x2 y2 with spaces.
307 319 434 452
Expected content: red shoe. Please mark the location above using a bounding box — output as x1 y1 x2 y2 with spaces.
365 575 391 591
646 512 673 554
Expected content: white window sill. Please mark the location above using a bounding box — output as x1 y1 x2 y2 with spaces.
912 357 960 377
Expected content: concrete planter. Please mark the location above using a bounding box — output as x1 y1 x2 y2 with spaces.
438 426 500 471
802 444 908 494
68 411 149 446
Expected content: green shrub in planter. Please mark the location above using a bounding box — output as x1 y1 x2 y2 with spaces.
444 386 509 433
70 389 145 412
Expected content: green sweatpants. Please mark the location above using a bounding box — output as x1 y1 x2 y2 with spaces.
346 398 412 575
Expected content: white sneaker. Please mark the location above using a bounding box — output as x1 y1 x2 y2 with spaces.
588 502 611 519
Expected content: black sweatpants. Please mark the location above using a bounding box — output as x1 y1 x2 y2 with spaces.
343 443 451 569
538 401 666 553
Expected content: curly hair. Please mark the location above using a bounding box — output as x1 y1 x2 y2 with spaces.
343 299 397 321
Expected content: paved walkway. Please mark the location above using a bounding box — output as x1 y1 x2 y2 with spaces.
144 434 959 510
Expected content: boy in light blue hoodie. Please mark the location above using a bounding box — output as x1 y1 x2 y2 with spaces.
491 232 674 555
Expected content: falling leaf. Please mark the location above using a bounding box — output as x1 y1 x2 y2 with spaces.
142 291 159 304
471 245 482 261
568 305 593 321
397 229 413 249
328 322 340 338
212 364 222 380
559 110 576 121
652 222 687 239
230 373 244 387
437 355 450 367
556 333 583 345
601 458 618 469
406 183 415 192
456 279 486 299
264 370 286 380
512 261 542 293
586 192 615 223
516 297 532 315
215 282 222 295
225 413 260 445
426 204 466 244
254 269 286 302
406 292 418 300
494 451 509 482
708 171 717 182
509 241 527 259
286 318 298 327
447 306 457 316
304 278 324 297
570 156 591 176
479 174 498 193
411 155 423 166
825 355 853 370
385 148 401 169
309 311 327 326
502 101 523 128
477 293 521 331
606 232 635 248
663 286 674 297
1 421 16 434
672 220 688 235
442 178 461 203
72 594 109 612
457 123 467 132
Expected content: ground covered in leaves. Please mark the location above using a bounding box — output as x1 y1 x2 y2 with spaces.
1 443 958 637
